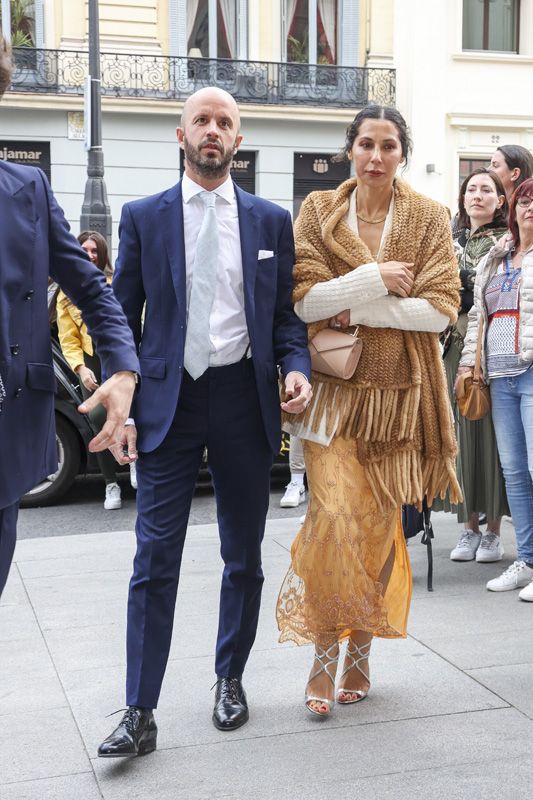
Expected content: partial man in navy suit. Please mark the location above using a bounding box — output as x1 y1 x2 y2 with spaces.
98 87 312 757
0 37 140 597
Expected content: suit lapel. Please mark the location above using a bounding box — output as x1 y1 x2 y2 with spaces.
235 185 259 332
161 181 186 314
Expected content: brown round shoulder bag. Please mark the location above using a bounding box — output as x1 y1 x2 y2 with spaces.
455 316 490 421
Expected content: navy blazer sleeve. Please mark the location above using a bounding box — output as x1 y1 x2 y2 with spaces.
273 210 311 381
41 171 139 378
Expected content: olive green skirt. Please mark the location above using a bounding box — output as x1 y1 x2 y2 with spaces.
432 328 509 522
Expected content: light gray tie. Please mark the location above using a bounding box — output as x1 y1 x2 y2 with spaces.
184 191 219 380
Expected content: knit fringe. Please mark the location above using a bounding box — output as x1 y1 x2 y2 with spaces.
295 377 421 444
366 452 463 513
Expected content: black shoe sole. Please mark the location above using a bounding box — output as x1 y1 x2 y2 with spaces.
97 734 157 758
212 710 249 731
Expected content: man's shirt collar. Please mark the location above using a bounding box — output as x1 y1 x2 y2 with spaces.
182 172 235 205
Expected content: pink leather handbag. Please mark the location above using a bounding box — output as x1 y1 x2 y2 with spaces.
309 327 362 380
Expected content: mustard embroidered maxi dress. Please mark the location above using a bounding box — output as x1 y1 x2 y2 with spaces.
276 179 461 647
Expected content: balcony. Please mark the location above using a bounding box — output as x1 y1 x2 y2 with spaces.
9 49 395 109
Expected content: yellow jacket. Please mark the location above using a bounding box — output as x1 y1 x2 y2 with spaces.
56 276 112 372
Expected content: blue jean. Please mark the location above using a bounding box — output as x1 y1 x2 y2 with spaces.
490 367 533 562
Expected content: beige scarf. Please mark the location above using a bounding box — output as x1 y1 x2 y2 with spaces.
288 177 462 510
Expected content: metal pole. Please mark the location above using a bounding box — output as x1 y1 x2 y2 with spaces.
80 0 112 247
1 0 11 43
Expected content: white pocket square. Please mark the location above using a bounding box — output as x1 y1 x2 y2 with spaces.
258 249 274 260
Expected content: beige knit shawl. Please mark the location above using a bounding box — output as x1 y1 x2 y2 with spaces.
289 177 462 510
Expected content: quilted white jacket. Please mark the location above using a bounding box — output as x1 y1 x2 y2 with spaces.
460 240 533 381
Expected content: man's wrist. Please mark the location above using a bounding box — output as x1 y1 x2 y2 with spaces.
289 370 310 384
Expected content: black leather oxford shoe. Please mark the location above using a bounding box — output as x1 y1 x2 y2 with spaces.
212 677 249 731
97 707 157 757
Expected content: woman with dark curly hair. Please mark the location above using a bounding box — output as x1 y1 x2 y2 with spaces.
277 105 461 717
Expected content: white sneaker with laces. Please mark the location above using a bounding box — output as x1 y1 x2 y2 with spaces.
280 482 306 508
129 460 137 490
518 579 533 602
476 532 504 562
486 560 533 592
450 530 481 561
104 482 122 510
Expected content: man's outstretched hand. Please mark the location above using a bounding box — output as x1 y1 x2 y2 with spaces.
78 371 136 453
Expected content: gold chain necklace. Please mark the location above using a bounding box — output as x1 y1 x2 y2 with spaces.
356 211 387 225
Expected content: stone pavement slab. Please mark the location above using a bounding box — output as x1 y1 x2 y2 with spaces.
1 511 532 799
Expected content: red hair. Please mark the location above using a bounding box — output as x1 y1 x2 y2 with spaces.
509 177 533 246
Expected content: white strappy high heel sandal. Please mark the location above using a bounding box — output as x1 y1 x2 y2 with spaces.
305 642 339 717
336 640 371 704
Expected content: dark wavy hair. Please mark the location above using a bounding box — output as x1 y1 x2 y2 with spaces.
457 168 509 231
0 34 12 98
78 231 113 278
333 105 413 166
497 145 533 191
509 177 533 247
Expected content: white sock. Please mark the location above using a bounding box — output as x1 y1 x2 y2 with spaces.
291 473 305 487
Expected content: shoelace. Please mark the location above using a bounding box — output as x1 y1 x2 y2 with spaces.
457 531 479 547
212 678 241 703
106 707 142 733
501 560 526 577
480 532 499 547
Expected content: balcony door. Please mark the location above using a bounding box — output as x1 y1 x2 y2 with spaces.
283 0 339 65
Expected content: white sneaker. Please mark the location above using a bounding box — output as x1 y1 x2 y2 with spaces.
129 460 137 490
518 580 533 602
280 482 306 508
476 532 504 562
486 560 533 592
104 482 122 510
450 530 481 561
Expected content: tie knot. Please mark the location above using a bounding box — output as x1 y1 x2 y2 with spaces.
199 191 217 208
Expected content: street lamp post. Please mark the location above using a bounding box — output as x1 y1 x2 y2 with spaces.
80 0 112 246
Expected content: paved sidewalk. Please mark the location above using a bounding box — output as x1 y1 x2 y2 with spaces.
1 511 532 799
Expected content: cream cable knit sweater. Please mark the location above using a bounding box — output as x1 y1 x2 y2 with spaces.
294 262 450 332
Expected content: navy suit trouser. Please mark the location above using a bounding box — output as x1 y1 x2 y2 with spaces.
126 358 274 709
0 501 19 598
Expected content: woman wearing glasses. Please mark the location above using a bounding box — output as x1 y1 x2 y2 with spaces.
458 178 533 598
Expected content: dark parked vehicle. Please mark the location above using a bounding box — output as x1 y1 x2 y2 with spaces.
21 338 290 508
20 339 101 508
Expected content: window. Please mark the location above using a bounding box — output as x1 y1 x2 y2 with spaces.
462 0 520 53
284 0 338 65
459 157 491 190
187 0 238 59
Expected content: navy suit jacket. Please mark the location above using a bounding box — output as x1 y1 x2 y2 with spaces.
112 180 311 455
0 161 140 509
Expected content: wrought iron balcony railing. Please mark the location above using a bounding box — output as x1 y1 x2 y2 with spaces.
9 48 395 109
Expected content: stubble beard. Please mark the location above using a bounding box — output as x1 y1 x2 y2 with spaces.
183 137 234 179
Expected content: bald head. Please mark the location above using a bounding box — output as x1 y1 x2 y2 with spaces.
0 35 13 99
181 86 240 130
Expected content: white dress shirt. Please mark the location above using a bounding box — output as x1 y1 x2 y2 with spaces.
182 173 249 366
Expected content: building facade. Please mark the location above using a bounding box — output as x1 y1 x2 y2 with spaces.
1 0 395 251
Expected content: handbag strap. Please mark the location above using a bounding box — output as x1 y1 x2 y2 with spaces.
473 315 484 383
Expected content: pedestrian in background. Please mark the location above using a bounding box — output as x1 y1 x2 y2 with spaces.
280 435 307 508
277 105 461 717
458 178 533 598
490 145 533 202
0 36 139 597
56 231 133 509
436 169 510 563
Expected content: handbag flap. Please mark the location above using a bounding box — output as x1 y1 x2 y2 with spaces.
311 329 357 354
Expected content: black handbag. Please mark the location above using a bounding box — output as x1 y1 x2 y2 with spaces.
402 497 434 591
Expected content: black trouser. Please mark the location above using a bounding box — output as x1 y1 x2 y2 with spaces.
0 501 19 597
80 352 117 485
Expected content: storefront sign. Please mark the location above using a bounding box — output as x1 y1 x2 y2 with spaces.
180 149 256 194
0 140 51 182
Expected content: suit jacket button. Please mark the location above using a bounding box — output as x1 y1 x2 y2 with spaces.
15 388 22 398
25 290 34 300
10 344 20 355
